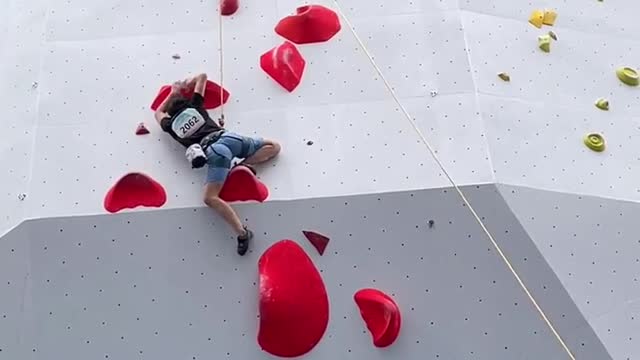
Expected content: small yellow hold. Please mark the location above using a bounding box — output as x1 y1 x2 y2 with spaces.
595 98 609 111
542 9 558 26
529 10 545 28
584 133 605 152
498 72 511 82
616 67 639 86
538 34 551 53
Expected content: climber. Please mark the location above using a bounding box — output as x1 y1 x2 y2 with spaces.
154 73 281 255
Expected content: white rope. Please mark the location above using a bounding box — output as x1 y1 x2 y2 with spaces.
330 1 576 359
218 1 225 123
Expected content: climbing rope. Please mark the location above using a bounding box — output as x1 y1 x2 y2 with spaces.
330 2 576 359
218 0 226 124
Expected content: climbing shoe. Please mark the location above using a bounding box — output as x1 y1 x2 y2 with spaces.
237 227 253 256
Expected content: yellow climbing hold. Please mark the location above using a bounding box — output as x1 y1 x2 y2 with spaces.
498 72 511 82
529 10 545 28
538 34 551 53
584 133 605 152
595 98 609 111
616 66 639 86
542 9 558 26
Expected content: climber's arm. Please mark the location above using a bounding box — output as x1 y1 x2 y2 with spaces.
193 73 207 97
154 83 182 124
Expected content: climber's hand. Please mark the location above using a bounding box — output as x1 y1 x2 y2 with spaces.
171 80 187 93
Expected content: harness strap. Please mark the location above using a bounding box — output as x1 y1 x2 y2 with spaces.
200 130 226 149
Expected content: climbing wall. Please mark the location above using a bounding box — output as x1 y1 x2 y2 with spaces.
499 185 640 360
0 0 48 235
2 0 640 359
0 186 610 359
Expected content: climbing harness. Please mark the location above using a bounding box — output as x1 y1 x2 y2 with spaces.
331 1 576 359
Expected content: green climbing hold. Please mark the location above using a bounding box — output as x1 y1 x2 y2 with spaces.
616 67 639 86
584 133 605 152
538 34 551 53
595 98 609 111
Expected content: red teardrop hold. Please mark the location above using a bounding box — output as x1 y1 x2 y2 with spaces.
258 240 329 357
220 0 238 16
302 230 330 255
275 5 341 44
104 173 167 213
354 288 402 348
218 166 269 203
260 41 306 92
150 80 230 111
135 122 150 135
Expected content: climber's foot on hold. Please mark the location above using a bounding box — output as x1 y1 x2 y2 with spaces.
237 227 253 256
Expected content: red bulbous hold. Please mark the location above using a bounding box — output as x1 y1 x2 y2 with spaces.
354 288 402 348
150 81 229 111
104 173 167 213
220 0 238 16
258 240 329 357
219 166 269 203
275 5 341 44
260 41 306 92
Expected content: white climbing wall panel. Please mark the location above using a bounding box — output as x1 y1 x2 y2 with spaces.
0 186 609 359
461 4 640 201
0 0 48 235
499 184 640 360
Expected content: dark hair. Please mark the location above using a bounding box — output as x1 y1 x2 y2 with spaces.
165 93 189 116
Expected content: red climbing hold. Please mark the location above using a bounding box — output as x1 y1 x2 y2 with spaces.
258 240 329 357
220 0 238 16
275 5 341 44
104 173 167 213
135 122 150 135
219 166 269 203
302 230 330 255
150 81 230 111
260 41 306 92
354 289 402 348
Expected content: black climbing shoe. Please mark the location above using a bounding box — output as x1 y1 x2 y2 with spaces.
237 227 253 256
233 162 257 175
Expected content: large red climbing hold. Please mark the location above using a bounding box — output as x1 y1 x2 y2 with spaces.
354 289 402 348
220 0 239 15
150 80 230 111
275 5 341 44
260 41 306 92
104 173 167 213
258 240 329 357
302 230 330 255
219 166 269 203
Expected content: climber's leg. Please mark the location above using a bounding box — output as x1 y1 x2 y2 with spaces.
203 142 253 255
216 133 280 168
243 139 281 165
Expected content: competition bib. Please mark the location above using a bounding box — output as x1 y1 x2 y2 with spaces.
172 108 205 139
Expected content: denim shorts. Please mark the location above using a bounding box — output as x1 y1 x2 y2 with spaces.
205 132 265 184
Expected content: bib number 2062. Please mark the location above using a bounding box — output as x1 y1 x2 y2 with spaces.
172 108 205 139
180 116 200 135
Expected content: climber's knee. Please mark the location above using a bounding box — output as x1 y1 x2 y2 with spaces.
203 183 224 209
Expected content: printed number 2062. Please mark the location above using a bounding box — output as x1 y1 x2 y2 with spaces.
180 116 200 135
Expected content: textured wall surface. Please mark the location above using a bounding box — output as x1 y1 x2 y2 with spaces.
0 186 610 359
2 0 640 358
500 185 640 360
